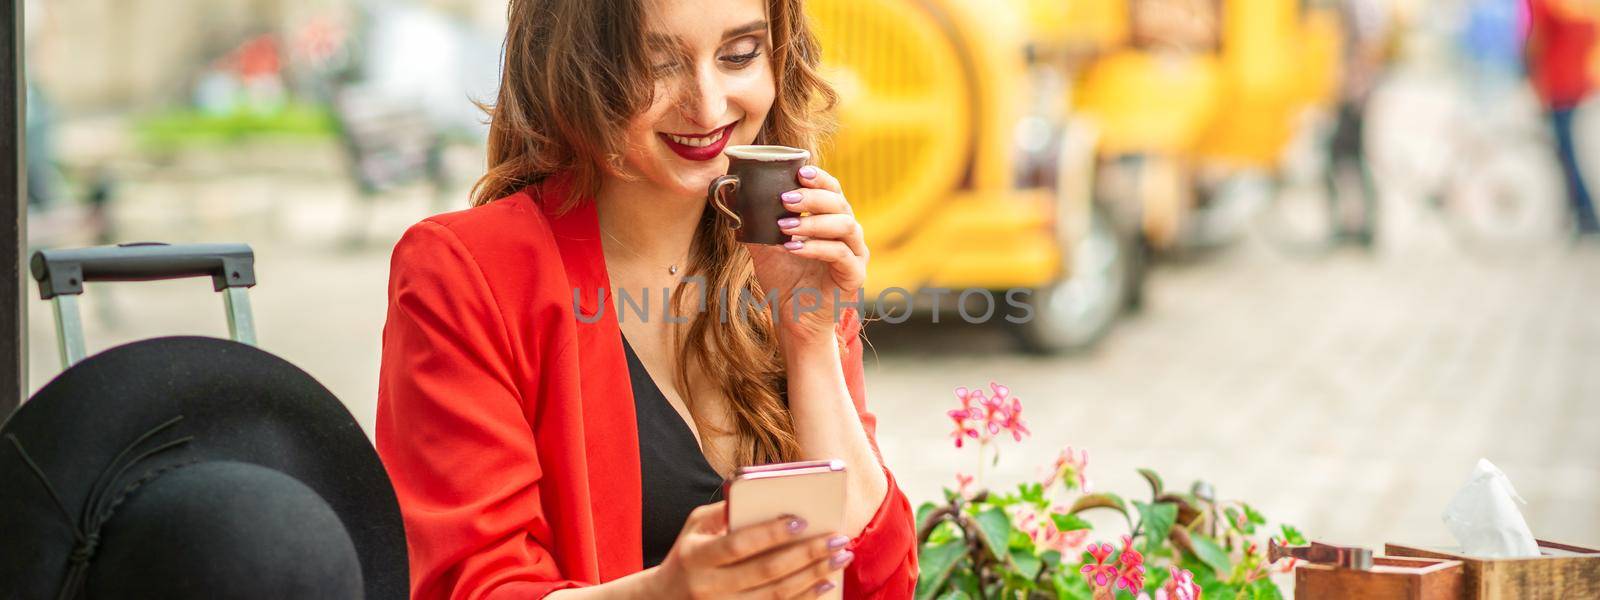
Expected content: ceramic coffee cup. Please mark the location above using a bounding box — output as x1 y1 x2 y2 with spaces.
707 145 811 245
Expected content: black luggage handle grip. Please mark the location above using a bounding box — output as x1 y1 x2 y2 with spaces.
30 242 257 300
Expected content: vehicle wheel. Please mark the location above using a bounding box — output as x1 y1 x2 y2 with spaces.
1443 142 1566 257
1122 229 1147 313
1011 203 1130 354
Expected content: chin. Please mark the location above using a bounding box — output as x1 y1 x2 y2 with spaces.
654 154 728 198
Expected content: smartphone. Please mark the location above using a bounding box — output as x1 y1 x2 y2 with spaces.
724 459 847 599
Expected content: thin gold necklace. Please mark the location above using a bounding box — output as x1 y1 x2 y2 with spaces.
601 227 689 276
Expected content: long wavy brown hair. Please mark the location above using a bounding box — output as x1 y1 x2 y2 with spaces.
471 0 837 467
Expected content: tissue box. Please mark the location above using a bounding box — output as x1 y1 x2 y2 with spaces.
1385 540 1600 599
1295 556 1464 599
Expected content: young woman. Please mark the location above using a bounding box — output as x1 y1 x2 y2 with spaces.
374 0 917 598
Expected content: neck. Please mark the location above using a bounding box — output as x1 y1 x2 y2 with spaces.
594 176 706 274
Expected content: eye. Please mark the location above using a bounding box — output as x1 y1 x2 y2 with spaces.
719 37 764 68
651 58 683 78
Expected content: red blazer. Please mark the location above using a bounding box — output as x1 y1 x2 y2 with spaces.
376 176 918 599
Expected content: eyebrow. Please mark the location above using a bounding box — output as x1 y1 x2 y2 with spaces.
723 20 768 39
646 19 769 49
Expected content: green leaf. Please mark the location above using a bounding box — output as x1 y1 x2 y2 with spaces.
1053 569 1094 600
1011 548 1043 580
935 591 972 600
1008 527 1036 552
1138 468 1165 497
1018 482 1046 506
1206 583 1240 599
1133 501 1178 555
1280 524 1307 546
1050 513 1094 532
950 567 982 598
1041 549 1063 567
943 487 961 505
1224 507 1256 535
1188 532 1233 576
916 502 939 529
914 540 965 600
1243 503 1267 525
1249 577 1286 600
974 506 1013 562
1158 492 1203 527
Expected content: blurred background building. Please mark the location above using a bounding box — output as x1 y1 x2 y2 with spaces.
17 0 1600 565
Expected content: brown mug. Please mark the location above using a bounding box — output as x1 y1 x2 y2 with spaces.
707 145 811 245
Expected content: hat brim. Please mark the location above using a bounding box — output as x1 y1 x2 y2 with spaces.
0 336 407 599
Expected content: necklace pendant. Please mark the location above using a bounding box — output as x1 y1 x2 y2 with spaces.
669 265 678 275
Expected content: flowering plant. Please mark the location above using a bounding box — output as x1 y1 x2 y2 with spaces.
916 384 1304 599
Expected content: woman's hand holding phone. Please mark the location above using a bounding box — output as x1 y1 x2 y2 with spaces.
652 501 853 599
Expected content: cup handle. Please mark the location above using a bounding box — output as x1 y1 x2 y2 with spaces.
707 175 742 230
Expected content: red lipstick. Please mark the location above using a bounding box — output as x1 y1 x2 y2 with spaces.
658 124 735 162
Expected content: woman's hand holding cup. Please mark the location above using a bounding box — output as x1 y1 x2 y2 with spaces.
709 147 866 342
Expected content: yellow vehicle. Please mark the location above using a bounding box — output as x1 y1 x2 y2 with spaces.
1032 0 1341 261
804 0 1136 352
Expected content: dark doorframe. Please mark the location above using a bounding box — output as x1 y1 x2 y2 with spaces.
2 0 27 417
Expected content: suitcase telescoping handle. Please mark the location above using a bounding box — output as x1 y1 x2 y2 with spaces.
30 242 258 368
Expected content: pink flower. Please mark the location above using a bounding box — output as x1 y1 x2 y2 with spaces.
954 472 975 496
999 396 1029 441
954 386 977 410
1115 535 1147 592
947 384 1029 448
976 384 1008 435
1079 542 1120 589
946 407 980 448
1014 504 1089 554
1278 557 1298 573
1041 446 1090 491
1163 566 1201 600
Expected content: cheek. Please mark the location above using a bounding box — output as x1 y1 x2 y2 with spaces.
730 68 776 127
622 99 673 161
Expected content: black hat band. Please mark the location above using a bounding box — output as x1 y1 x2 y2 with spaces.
6 415 195 600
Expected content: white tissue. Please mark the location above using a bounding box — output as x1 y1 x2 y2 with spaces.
1442 459 1540 558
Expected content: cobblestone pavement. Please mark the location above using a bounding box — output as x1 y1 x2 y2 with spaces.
25 168 1600 556
865 222 1600 552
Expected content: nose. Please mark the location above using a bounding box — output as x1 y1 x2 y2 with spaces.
675 63 728 131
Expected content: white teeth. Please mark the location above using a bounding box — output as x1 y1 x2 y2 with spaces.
667 128 726 148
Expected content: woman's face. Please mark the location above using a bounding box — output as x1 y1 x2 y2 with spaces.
620 0 776 199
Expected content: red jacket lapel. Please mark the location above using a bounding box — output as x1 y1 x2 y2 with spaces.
536 178 643 579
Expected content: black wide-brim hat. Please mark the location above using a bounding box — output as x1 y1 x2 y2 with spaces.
0 336 407 599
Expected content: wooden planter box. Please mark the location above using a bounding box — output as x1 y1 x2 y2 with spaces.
1295 556 1464 600
1386 540 1600 600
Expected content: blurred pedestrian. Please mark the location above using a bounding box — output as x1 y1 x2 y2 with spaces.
1328 0 1395 247
1526 0 1600 235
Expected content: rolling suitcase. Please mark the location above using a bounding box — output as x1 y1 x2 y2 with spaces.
29 242 258 368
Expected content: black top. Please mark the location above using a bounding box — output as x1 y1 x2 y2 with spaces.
622 335 725 568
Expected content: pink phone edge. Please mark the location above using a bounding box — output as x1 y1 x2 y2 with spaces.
722 459 847 529
732 458 846 480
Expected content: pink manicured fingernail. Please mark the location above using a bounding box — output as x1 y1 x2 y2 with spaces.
784 240 804 251
799 166 819 179
787 517 807 534
778 217 800 229
827 535 849 550
815 581 836 594
829 550 854 568
782 191 803 204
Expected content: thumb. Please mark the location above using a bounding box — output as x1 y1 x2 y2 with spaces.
683 501 728 536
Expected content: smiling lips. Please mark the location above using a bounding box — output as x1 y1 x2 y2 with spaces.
659 124 735 161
